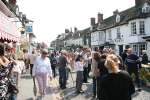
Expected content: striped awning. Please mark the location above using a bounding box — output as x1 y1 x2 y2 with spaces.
0 11 20 42
0 29 19 42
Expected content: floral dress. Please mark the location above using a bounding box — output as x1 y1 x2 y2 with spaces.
0 63 12 99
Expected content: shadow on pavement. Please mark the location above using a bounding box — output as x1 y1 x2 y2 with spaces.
83 83 93 99
142 86 150 92
62 87 79 99
26 97 33 100
21 74 32 79
46 86 60 95
132 91 140 98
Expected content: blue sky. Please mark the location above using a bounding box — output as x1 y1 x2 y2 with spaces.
17 0 135 45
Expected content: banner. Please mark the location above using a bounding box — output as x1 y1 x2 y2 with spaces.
25 23 33 33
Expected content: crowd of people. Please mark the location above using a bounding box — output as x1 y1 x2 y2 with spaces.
0 43 149 100
45 46 148 100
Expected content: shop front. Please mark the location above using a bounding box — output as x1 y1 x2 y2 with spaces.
0 11 20 43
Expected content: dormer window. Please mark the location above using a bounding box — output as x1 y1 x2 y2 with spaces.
142 3 150 13
116 14 121 23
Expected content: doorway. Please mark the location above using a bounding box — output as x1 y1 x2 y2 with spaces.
118 45 123 56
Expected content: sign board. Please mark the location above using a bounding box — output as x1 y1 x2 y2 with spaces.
25 23 33 33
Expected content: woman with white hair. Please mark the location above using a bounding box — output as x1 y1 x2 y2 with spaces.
141 50 148 64
32 49 52 97
99 54 135 100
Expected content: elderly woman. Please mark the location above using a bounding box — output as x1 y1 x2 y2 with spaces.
32 49 52 97
99 54 135 100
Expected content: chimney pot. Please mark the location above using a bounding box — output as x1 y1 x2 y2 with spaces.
135 0 146 6
97 12 103 23
65 29 69 33
74 27 78 33
113 9 119 15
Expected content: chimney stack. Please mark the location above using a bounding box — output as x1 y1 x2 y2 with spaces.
90 17 95 26
65 29 69 33
135 0 146 6
97 13 103 23
74 27 78 33
113 9 119 15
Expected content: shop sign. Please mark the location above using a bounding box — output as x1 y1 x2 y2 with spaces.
25 23 33 33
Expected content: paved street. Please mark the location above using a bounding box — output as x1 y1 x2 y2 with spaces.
17 72 150 100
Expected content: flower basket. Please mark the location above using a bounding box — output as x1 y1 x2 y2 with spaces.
140 65 150 87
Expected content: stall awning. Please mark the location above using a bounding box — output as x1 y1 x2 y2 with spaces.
0 11 20 42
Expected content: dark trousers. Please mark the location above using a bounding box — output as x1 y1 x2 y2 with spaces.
59 67 67 88
87 64 91 77
76 71 83 91
127 67 141 88
83 67 88 83
51 65 56 77
66 67 70 80
9 93 17 100
93 77 97 96
25 59 29 69
30 64 34 76
96 76 100 99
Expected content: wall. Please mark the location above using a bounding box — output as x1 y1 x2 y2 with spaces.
91 31 105 46
72 38 83 46
147 42 150 60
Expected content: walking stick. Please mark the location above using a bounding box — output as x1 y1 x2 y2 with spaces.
69 68 75 87
33 77 37 97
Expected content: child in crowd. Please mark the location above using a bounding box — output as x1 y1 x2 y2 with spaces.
75 55 84 93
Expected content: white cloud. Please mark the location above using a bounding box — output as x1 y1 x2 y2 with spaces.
17 0 135 45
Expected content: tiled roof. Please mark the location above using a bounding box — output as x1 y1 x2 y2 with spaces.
98 3 150 30
80 27 91 36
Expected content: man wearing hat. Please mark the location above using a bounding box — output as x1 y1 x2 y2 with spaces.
58 50 68 89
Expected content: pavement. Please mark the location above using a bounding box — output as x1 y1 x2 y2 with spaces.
17 71 150 100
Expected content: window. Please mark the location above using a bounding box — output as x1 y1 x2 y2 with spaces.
142 4 150 13
139 43 147 55
117 28 121 39
99 31 105 41
139 21 145 35
108 30 112 40
132 43 147 56
146 7 150 12
131 22 136 35
133 44 138 55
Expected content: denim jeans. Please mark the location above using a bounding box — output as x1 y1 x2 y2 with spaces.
76 71 83 91
59 67 67 88
9 94 17 100
93 77 96 96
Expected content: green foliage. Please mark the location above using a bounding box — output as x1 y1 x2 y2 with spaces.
140 67 150 83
